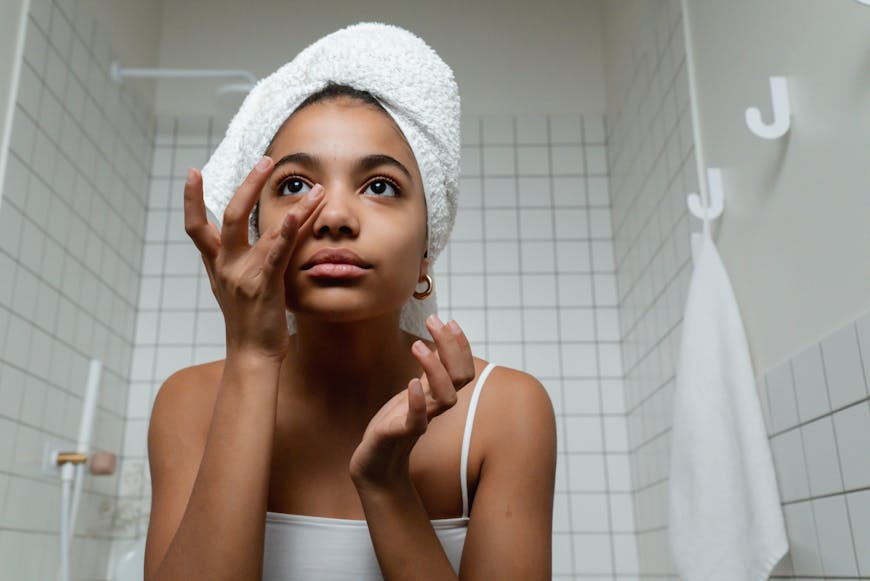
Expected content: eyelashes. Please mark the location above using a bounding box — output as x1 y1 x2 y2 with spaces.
274 173 403 198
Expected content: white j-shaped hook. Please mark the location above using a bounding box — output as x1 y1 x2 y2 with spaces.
745 76 791 139
687 167 724 222
855 0 870 6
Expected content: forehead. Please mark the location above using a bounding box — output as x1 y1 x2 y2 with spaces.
267 100 418 174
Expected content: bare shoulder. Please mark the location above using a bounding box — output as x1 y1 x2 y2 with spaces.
472 359 557 447
149 359 225 444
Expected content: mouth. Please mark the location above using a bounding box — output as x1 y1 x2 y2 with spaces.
301 248 372 279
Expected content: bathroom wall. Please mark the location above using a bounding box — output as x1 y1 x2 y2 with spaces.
602 0 694 574
0 0 154 578
125 107 640 579
603 0 870 578
684 1 870 578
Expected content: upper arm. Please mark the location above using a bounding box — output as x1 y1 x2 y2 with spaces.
459 368 557 580
143 366 212 581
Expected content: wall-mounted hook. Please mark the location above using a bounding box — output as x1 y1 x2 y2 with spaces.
687 167 724 221
745 76 791 139
855 0 870 6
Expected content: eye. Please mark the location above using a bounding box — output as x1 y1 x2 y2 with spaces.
364 178 401 197
277 176 312 197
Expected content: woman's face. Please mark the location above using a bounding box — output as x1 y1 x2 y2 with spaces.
258 98 429 323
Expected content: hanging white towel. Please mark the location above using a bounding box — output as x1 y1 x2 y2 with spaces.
668 230 788 580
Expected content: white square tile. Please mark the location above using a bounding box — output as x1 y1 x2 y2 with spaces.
567 453 607 491
122 419 148 456
484 274 520 307
138 277 161 310
513 177 548 210
587 176 610 206
518 209 553 239
560 309 596 341
449 275 485 308
460 146 481 177
485 343 523 371
153 346 192 382
802 417 844 496
812 495 859 576
516 146 549 175
555 208 589 240
607 454 631 492
552 176 585 206
163 242 199 275
558 274 594 306
845 489 870 575
856 312 870 393
161 276 198 310
523 308 559 342
484 208 518 239
603 417 628 452
126 382 153 419
458 176 481 207
609 492 634 531
792 344 831 421
556 241 591 272
595 309 620 341
600 379 624 413
460 115 480 145
195 310 225 344
157 311 194 345
487 309 521 341
561 343 598 377
598 344 623 377
769 430 810 502
134 312 158 345
766 362 799 432
524 342 560 377
448 242 483 274
520 241 555 273
551 145 584 174
482 146 515 175
570 492 609 531
454 309 486 345
563 379 600 414
553 493 572 533
552 533 572 575
585 145 608 174
572 533 612 573
485 241 519 273
589 208 613 238
521 274 557 306
832 403 870 490
482 176 516 207
821 324 867 409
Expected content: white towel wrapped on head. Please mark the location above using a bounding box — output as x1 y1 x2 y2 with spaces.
200 22 461 339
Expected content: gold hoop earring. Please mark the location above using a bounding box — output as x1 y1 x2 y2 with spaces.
413 274 434 300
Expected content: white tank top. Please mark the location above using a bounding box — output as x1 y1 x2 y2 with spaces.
261 362 497 580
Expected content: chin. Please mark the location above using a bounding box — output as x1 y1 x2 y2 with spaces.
287 291 407 325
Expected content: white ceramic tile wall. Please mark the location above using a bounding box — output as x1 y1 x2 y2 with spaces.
606 0 695 576
761 311 870 579
0 0 153 579
128 109 638 579
608 1 870 580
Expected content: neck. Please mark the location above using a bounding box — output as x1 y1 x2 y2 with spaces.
282 312 423 417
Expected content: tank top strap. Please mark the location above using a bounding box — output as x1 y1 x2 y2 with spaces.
459 362 497 519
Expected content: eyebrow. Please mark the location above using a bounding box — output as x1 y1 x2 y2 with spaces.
272 152 413 184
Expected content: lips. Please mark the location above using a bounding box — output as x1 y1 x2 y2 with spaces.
301 248 372 278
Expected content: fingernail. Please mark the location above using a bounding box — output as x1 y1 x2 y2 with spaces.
427 314 444 328
256 156 271 171
307 184 324 200
412 340 430 355
447 320 461 334
186 168 195 184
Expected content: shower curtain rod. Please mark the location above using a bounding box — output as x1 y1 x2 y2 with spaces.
109 60 257 86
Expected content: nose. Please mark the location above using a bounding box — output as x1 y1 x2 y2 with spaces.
311 185 360 239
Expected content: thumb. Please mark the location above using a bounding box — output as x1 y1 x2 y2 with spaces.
404 378 428 436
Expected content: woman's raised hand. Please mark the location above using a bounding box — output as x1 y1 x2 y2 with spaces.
183 156 324 361
349 315 477 489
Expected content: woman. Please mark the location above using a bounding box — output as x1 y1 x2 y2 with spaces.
144 23 556 581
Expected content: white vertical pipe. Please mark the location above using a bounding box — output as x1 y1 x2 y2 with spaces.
70 359 103 543
679 0 713 235
0 0 31 214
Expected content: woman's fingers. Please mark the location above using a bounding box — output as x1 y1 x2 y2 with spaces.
221 156 274 254
411 339 458 416
425 315 476 390
255 184 325 278
404 378 428 436
183 168 220 258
